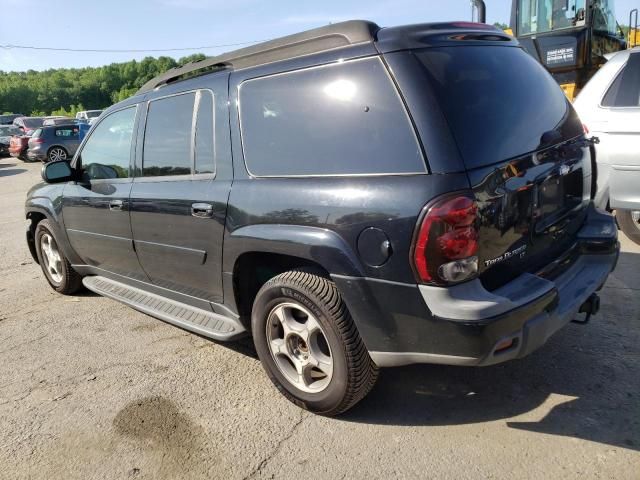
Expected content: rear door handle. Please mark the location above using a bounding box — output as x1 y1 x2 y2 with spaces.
191 203 213 218
109 199 125 211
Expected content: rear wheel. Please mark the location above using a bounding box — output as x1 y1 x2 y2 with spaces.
35 220 82 294
252 270 378 416
47 147 67 163
617 210 640 246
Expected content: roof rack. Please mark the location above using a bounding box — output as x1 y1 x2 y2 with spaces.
137 20 380 94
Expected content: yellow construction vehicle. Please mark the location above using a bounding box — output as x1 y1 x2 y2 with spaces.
472 1 636 100
511 0 631 100
629 9 639 47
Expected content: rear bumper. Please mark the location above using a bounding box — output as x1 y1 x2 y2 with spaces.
27 150 47 162
335 205 619 368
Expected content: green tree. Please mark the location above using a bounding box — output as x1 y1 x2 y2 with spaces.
0 54 208 116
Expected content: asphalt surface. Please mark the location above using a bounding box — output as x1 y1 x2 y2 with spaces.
0 156 638 479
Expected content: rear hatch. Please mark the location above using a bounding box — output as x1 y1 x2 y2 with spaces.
415 44 591 290
27 128 43 150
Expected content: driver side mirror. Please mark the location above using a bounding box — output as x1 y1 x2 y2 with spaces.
42 160 73 184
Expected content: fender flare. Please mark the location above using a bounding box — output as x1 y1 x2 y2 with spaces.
25 199 82 265
224 224 364 277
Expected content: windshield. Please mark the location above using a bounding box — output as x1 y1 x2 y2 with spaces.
86 110 102 118
22 118 44 128
592 0 617 34
0 114 20 123
518 0 587 35
0 126 20 136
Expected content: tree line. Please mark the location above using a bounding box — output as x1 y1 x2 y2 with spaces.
0 54 206 116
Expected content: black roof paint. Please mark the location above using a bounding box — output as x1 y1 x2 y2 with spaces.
137 20 516 94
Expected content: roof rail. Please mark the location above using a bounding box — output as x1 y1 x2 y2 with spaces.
137 20 380 94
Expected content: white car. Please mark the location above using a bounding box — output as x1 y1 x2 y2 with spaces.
574 48 640 245
75 110 103 123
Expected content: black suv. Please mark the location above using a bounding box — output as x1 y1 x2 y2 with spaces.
26 21 619 415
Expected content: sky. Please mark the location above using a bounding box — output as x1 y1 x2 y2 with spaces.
0 0 637 72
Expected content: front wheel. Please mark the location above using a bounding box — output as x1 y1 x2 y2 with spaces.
35 220 83 294
617 209 640 246
252 270 378 416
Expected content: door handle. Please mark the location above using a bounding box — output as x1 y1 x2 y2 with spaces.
191 203 213 218
109 199 125 211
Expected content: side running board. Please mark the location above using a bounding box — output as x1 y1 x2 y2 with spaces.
83 276 245 341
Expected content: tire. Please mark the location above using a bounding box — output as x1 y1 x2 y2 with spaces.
252 270 378 416
47 147 68 163
617 209 640 246
34 219 83 294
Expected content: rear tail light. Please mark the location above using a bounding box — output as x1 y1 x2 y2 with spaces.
31 138 44 144
412 192 479 286
583 124 589 134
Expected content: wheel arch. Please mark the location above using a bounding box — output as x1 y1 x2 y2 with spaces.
25 201 81 266
25 210 47 263
224 224 365 327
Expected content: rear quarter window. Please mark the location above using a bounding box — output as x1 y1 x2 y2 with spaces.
602 53 640 107
239 57 424 177
55 127 79 137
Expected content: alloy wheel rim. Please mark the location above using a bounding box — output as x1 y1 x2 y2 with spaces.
49 148 66 162
631 211 640 231
266 302 333 393
40 233 63 284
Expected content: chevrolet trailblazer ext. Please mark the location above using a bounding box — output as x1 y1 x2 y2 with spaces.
26 21 618 415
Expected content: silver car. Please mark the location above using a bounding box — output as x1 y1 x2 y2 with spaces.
574 47 640 245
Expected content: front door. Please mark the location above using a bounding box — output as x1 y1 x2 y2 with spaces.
62 105 147 280
130 85 230 303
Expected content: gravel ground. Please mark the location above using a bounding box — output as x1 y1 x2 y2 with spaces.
0 156 638 479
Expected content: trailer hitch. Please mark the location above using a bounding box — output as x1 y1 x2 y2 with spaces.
572 293 600 324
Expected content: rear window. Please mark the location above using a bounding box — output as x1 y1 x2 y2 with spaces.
416 46 583 169
602 53 640 107
239 57 424 177
143 92 195 177
31 128 42 139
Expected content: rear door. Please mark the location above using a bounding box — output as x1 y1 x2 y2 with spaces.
53 125 81 156
130 78 231 303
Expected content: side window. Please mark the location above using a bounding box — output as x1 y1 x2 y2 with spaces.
602 54 640 107
239 57 424 177
55 127 78 137
80 106 136 181
142 92 195 177
194 90 215 175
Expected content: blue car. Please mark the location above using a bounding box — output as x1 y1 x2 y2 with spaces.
27 124 81 163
